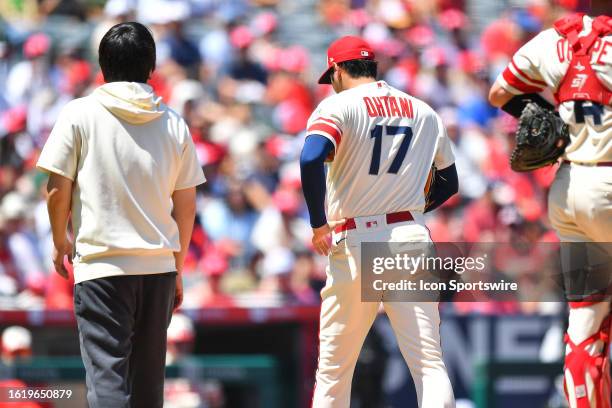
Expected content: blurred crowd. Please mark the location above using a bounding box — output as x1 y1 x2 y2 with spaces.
0 0 580 311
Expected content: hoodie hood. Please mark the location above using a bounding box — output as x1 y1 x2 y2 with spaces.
93 82 165 125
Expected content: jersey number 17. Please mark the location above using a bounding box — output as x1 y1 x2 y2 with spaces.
369 124 413 175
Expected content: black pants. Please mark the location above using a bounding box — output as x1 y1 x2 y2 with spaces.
74 272 176 408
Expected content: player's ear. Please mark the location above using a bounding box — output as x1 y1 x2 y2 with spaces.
332 62 340 78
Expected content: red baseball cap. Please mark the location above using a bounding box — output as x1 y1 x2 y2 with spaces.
318 36 375 84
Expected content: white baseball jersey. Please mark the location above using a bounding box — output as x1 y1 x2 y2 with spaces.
497 15 612 163
305 80 455 220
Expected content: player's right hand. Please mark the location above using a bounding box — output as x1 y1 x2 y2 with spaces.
311 219 346 256
52 238 73 279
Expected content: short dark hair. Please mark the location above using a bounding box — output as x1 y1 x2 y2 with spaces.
338 59 378 80
98 22 156 83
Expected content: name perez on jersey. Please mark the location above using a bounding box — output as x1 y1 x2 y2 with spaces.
556 37 612 65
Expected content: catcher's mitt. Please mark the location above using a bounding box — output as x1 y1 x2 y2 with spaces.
510 102 570 172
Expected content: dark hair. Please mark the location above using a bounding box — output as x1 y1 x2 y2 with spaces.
98 22 156 83
338 59 378 80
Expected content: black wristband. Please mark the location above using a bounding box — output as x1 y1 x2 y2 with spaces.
501 93 554 118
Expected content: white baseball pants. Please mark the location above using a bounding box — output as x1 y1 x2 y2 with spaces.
548 163 612 244
311 212 455 408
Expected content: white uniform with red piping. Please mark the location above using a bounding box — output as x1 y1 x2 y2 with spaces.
496 15 612 164
307 80 455 408
306 80 454 220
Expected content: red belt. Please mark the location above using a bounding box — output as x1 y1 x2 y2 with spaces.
563 160 612 167
334 210 414 233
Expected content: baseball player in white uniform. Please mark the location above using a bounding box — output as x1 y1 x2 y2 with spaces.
300 36 458 408
489 7 611 408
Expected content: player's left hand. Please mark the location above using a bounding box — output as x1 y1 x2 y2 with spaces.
173 272 183 312
312 219 346 256
52 238 73 279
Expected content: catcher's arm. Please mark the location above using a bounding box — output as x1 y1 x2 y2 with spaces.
424 164 458 213
489 81 553 118
488 81 514 108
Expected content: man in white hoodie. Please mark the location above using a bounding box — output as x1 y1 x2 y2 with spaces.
37 22 205 407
